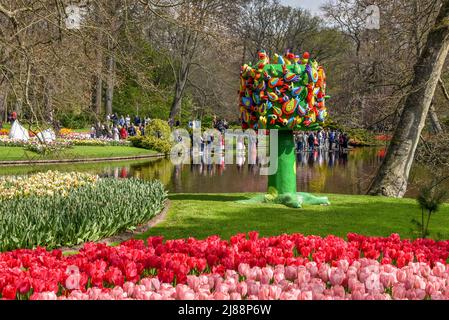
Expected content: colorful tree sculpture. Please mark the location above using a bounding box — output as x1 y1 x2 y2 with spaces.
239 50 330 208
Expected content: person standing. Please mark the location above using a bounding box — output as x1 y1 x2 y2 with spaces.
335 130 340 151
128 125 136 137
308 132 315 151
120 126 128 140
329 130 335 150
125 114 131 127
296 132 304 152
119 115 125 127
90 125 96 139
338 132 345 152
113 125 120 141
302 132 308 151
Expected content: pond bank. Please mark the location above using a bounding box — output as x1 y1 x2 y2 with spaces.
0 145 164 166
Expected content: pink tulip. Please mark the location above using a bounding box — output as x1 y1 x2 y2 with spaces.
380 272 396 288
273 271 285 284
329 267 345 286
392 284 406 300
213 292 230 300
269 285 282 300
285 266 297 280
433 263 446 277
299 290 313 300
258 285 270 300
187 275 200 292
230 292 242 300
247 281 260 296
238 263 250 277
123 282 135 296
236 282 247 297
396 270 407 283
365 273 382 292
305 262 318 276
150 293 162 300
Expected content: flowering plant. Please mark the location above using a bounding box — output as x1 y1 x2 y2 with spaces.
59 128 73 136
0 176 166 251
0 129 9 136
0 171 98 200
24 140 73 155
1 233 449 300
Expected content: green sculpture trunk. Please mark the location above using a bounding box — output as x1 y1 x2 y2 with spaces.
268 130 297 196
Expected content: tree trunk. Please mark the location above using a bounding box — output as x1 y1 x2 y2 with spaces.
268 131 297 195
429 103 443 133
368 0 449 197
0 86 7 122
44 81 54 124
168 27 195 126
105 53 114 117
169 78 187 125
95 76 102 116
169 56 189 125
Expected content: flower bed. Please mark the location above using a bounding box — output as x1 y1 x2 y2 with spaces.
63 138 131 147
23 140 73 155
0 171 98 200
0 172 167 251
59 128 73 136
0 134 131 149
2 233 449 300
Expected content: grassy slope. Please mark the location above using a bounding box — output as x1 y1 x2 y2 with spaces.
138 193 449 241
0 146 157 161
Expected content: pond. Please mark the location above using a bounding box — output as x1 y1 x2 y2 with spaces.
0 147 433 197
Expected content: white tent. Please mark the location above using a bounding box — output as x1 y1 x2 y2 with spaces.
8 120 30 141
36 129 56 143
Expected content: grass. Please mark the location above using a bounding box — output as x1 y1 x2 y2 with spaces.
0 146 158 161
137 193 449 241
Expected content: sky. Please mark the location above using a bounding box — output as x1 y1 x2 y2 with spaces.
279 0 327 16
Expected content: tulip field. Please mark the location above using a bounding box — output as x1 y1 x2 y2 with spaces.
1 172 449 301
0 171 167 251
2 233 449 300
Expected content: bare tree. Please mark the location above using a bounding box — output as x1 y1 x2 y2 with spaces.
368 0 449 197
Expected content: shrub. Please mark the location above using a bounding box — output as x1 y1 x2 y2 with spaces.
145 119 172 139
129 136 172 154
346 128 378 146
130 119 173 154
0 178 167 251
58 112 93 129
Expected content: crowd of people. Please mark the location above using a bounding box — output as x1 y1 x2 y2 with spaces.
295 129 350 152
90 114 150 140
212 116 229 134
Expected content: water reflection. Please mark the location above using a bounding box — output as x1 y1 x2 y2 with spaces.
92 148 385 195
0 147 435 197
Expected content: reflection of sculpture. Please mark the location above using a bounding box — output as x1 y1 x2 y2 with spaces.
239 50 330 208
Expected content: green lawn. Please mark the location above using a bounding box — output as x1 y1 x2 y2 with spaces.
138 193 449 241
0 146 158 161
